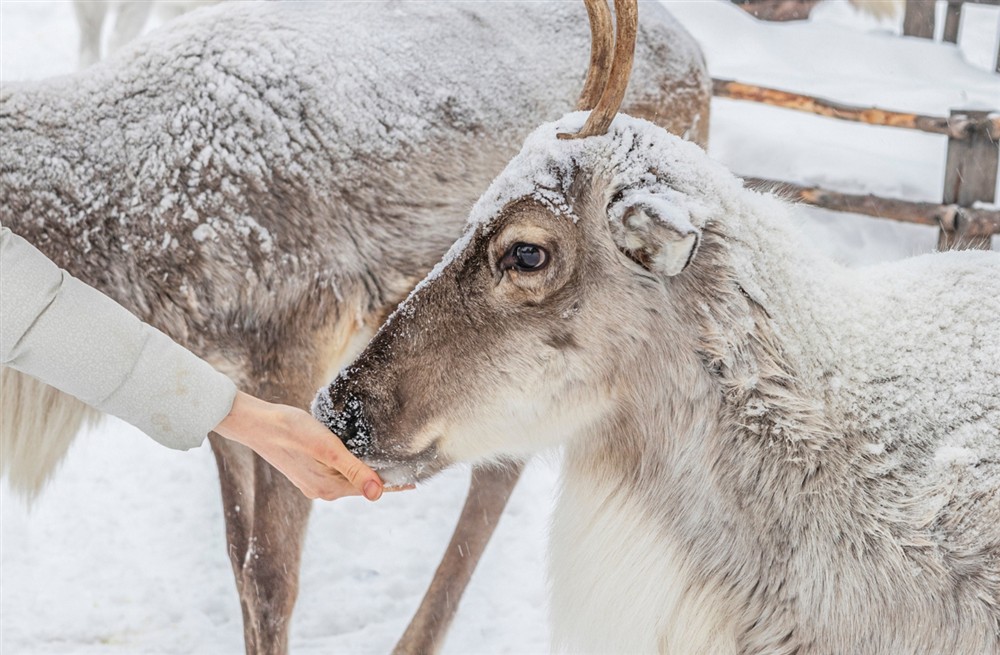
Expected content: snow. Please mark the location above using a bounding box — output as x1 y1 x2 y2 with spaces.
471 113 736 234
934 445 979 468
396 110 724 307
2 1 999 653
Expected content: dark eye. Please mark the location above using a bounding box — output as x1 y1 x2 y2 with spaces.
501 243 549 272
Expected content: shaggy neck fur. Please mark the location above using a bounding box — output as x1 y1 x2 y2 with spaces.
553 190 999 654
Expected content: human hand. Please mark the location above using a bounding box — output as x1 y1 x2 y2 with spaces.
213 391 401 501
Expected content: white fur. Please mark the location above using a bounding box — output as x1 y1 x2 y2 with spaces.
334 114 1000 653
439 384 613 464
848 0 903 20
0 367 100 499
550 459 738 654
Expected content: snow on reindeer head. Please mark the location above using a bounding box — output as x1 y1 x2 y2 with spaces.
454 109 740 279
312 0 744 484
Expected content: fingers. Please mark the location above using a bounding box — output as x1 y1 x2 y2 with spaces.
305 476 415 500
280 406 384 502
304 475 413 501
310 476 363 502
218 395 404 503
268 405 418 502
320 436 384 502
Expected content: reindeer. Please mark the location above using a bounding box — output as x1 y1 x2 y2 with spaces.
730 0 902 22
315 1 1000 651
0 1 710 652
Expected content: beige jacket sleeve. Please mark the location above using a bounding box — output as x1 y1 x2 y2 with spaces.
0 226 237 449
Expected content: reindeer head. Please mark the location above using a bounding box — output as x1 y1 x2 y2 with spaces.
312 0 743 485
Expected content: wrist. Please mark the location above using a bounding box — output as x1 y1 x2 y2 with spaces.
215 391 258 445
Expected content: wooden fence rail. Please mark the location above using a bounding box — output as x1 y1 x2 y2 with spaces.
712 79 1000 140
714 75 1000 248
744 176 1000 238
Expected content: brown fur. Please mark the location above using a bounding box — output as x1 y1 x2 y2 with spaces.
317 116 1000 652
1 2 709 652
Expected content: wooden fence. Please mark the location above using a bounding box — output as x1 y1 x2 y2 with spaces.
903 0 1000 72
713 79 1000 250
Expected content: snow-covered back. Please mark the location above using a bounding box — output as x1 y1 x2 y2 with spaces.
2 1 999 654
0 1 592 269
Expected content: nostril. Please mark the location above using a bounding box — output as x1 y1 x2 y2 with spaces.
318 392 373 457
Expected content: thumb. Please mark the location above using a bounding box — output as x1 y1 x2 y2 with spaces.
324 437 384 501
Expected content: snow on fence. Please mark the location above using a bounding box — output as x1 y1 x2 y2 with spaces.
903 0 1000 72
713 78 1000 250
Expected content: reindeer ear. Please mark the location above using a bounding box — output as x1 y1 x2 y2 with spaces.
608 190 701 277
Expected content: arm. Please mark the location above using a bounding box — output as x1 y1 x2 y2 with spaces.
1 224 235 449
1 226 385 500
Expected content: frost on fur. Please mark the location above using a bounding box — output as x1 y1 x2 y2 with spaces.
317 114 1000 654
0 2 711 652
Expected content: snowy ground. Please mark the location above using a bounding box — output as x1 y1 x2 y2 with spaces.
1 1 998 654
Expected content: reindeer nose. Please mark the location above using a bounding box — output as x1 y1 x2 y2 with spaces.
337 395 373 455
311 387 373 457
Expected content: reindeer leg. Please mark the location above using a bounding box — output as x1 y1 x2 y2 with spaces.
209 374 316 655
240 453 312 655
209 433 263 651
212 435 310 655
107 0 153 55
72 0 107 67
393 463 525 655
211 431 311 655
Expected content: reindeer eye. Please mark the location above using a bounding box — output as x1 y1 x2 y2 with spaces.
501 243 549 273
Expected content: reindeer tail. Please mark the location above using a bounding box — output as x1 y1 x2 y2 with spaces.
0 367 99 500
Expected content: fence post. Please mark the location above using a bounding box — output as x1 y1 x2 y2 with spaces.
938 109 998 251
903 0 936 39
942 1 961 44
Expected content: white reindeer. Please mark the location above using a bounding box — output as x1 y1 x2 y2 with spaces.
315 1 1000 651
0 1 710 652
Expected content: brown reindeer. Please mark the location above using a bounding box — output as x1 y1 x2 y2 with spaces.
316 1 1000 651
1 1 709 652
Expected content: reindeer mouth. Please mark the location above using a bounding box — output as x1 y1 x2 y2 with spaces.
363 444 447 487
311 380 451 485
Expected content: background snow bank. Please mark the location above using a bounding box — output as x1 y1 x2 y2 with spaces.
2 1 998 653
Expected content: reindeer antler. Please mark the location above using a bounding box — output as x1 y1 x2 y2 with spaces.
577 0 614 111
560 0 638 140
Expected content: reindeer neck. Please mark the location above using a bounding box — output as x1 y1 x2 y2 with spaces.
560 193 873 596
556 310 871 652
